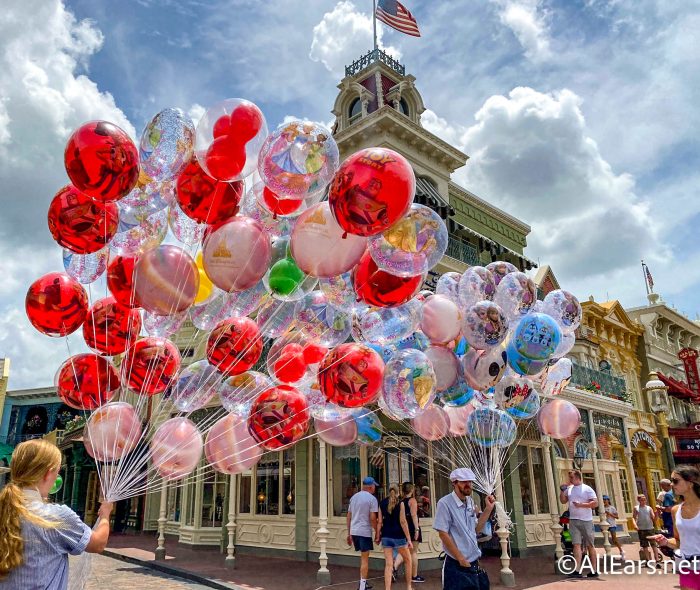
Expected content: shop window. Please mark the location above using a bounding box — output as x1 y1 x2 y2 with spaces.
282 448 295 515
239 470 252 514
167 485 181 522
333 444 361 517
185 477 197 526
516 446 533 515
516 445 550 516
201 470 227 527
612 450 634 513
432 438 454 511
256 452 280 515
531 447 549 514
650 470 662 501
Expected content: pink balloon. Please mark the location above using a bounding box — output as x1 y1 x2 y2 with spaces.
151 417 203 480
537 398 581 439
412 405 449 441
444 404 475 437
290 202 367 278
203 216 271 291
134 245 199 315
424 345 460 392
85 402 142 462
420 295 462 345
315 415 358 446
205 413 263 474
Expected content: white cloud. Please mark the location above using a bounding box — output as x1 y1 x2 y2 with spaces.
309 1 401 78
0 0 133 389
491 0 551 62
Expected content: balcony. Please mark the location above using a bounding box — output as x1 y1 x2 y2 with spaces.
446 235 480 266
345 48 405 77
571 363 631 403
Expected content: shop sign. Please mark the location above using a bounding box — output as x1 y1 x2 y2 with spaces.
631 430 657 452
592 413 626 444
677 438 700 452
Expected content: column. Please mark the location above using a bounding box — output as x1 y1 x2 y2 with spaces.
155 481 168 560
495 474 515 587
587 412 611 561
657 413 675 474
71 459 82 513
622 418 640 499
542 436 564 571
225 474 237 569
316 439 331 585
295 442 309 557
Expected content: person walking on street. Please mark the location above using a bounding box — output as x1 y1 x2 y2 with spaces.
633 494 663 566
376 484 413 590
347 476 380 590
602 495 625 559
393 482 424 584
0 439 114 589
657 478 676 535
651 465 700 590
433 468 494 590
559 469 599 578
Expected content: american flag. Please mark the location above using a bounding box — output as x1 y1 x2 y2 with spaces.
376 0 421 37
643 262 654 290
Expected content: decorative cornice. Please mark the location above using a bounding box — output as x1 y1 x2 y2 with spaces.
447 182 531 235
556 385 633 416
6 387 57 401
627 304 700 337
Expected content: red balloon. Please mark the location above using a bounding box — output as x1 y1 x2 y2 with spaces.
230 102 264 142
213 114 233 139
55 353 120 410
352 251 424 308
273 343 308 383
318 343 385 408
248 385 310 450
207 317 263 376
25 272 88 337
64 121 139 202
47 185 119 254
329 148 415 237
303 342 328 365
176 159 243 224
262 186 302 217
204 136 246 180
106 255 140 308
121 337 181 396
83 296 142 356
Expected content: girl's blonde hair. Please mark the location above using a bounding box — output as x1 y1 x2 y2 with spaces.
0 439 63 579
387 484 400 514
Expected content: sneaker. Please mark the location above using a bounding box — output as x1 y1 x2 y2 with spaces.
620 550 626 560
587 572 599 578
567 572 583 578
391 569 397 582
412 576 425 583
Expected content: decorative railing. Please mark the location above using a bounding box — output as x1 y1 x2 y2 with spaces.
0 433 45 446
446 235 479 266
571 363 631 403
345 48 405 77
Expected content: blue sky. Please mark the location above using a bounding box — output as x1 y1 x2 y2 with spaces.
0 0 698 388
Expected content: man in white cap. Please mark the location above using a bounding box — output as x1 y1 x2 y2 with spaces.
433 468 495 590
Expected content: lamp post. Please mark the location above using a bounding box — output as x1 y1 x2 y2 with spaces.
643 372 674 473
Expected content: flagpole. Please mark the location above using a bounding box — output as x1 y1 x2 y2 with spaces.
641 260 650 296
372 0 378 52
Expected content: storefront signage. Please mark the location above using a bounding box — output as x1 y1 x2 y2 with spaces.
592 414 626 444
677 439 700 452
631 430 657 452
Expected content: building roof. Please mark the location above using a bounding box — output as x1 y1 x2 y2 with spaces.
658 371 698 401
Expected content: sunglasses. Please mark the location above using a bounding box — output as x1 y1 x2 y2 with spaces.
671 478 682 485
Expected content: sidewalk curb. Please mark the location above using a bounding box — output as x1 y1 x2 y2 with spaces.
102 549 244 590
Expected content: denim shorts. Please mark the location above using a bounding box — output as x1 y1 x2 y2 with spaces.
381 537 408 548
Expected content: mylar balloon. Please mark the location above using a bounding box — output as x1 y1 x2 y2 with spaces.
467 407 517 448
121 337 181 396
539 357 572 396
48 185 119 254
205 413 263 474
352 251 424 308
139 107 195 182
82 296 142 356
382 349 437 419
64 121 139 202
412 405 450 441
542 289 582 335
461 301 509 350
494 375 540 419
486 261 518 286
202 216 271 292
318 343 385 408
315 414 358 446
170 359 218 412
259 120 339 198
458 267 496 309
207 317 263 376
537 398 581 439
290 202 367 278
294 291 351 347
84 402 142 462
439 376 475 407
353 408 383 445
63 248 109 284
368 204 447 277
462 344 508 390
506 346 550 377
329 147 415 237
134 245 199 315
26 273 88 337
351 300 422 346
248 385 310 450
435 272 461 304
420 294 461 345
424 345 460 392
493 271 537 321
55 353 120 410
150 418 203 480
176 158 243 224
107 255 140 308
508 312 562 361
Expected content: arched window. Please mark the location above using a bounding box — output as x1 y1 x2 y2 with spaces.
398 98 409 116
349 98 362 120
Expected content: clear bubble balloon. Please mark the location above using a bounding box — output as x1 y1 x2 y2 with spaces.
259 120 339 198
553 331 576 359
458 267 496 309
412 404 450 441
63 247 108 284
486 261 518 286
143 309 188 337
151 417 203 480
255 297 295 338
424 345 460 392
353 408 382 445
493 271 537 321
420 294 462 345
170 359 219 412
467 407 517 448
461 301 509 350
315 414 358 447
382 349 437 419
169 202 206 245
368 204 448 277
537 398 581 439
247 384 310 450
494 375 540 419
218 371 272 416
439 376 475 407
542 289 582 335
436 272 461 304
539 358 572 396
240 188 295 239
110 207 168 257
228 280 267 316
319 273 366 313
139 107 195 182
190 288 233 331
263 257 317 302
266 333 316 386
462 344 508 391
294 291 352 347
351 299 422 346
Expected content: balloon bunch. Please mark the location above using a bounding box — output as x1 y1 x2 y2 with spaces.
25 97 585 502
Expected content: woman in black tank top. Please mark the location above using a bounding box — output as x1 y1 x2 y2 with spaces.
393 483 424 584
377 484 413 589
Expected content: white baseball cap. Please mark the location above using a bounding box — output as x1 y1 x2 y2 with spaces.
450 468 476 482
